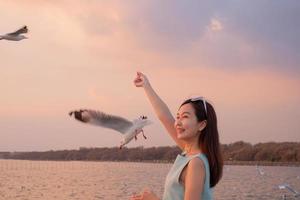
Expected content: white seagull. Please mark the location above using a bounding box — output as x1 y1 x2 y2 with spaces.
256 165 265 176
69 109 152 149
278 183 300 198
0 25 28 41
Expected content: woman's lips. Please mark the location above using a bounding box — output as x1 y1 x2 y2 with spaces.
176 128 185 133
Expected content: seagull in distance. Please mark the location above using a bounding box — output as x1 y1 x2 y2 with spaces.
0 25 28 41
69 109 152 149
256 165 265 176
278 184 300 198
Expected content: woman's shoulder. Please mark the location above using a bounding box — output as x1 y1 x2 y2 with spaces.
188 155 206 171
186 153 210 176
180 154 206 184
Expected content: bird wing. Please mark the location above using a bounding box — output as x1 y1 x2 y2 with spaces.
69 109 133 134
7 26 28 36
278 185 286 190
285 185 299 194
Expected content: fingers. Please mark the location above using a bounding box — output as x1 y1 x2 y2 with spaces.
130 188 154 200
130 194 142 200
142 187 150 193
137 71 145 79
134 77 143 85
134 74 144 87
134 71 148 88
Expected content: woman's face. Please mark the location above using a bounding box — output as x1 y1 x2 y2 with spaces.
175 103 203 140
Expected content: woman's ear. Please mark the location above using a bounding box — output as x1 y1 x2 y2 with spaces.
198 120 207 132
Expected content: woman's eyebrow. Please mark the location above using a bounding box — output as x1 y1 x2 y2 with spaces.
176 112 191 116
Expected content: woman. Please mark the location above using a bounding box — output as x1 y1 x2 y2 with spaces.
131 72 223 200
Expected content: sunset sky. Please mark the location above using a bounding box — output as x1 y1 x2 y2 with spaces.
1 0 299 151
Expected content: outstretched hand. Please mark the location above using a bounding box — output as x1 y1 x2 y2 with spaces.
130 188 160 200
134 71 150 88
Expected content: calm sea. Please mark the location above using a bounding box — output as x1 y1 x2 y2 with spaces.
0 160 299 200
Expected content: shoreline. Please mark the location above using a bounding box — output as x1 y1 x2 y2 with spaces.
1 159 300 167
224 160 300 167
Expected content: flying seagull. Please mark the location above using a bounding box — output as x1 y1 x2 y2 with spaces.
69 109 152 149
278 183 300 198
0 25 28 41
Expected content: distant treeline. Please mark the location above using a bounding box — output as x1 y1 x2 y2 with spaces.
1 141 299 163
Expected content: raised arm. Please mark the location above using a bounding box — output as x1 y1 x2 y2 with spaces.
134 72 185 150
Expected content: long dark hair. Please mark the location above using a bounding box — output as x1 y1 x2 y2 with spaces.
180 99 223 188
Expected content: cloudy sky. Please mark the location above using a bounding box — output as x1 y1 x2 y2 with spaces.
1 0 299 151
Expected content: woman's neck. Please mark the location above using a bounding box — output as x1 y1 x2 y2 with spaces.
183 140 201 156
